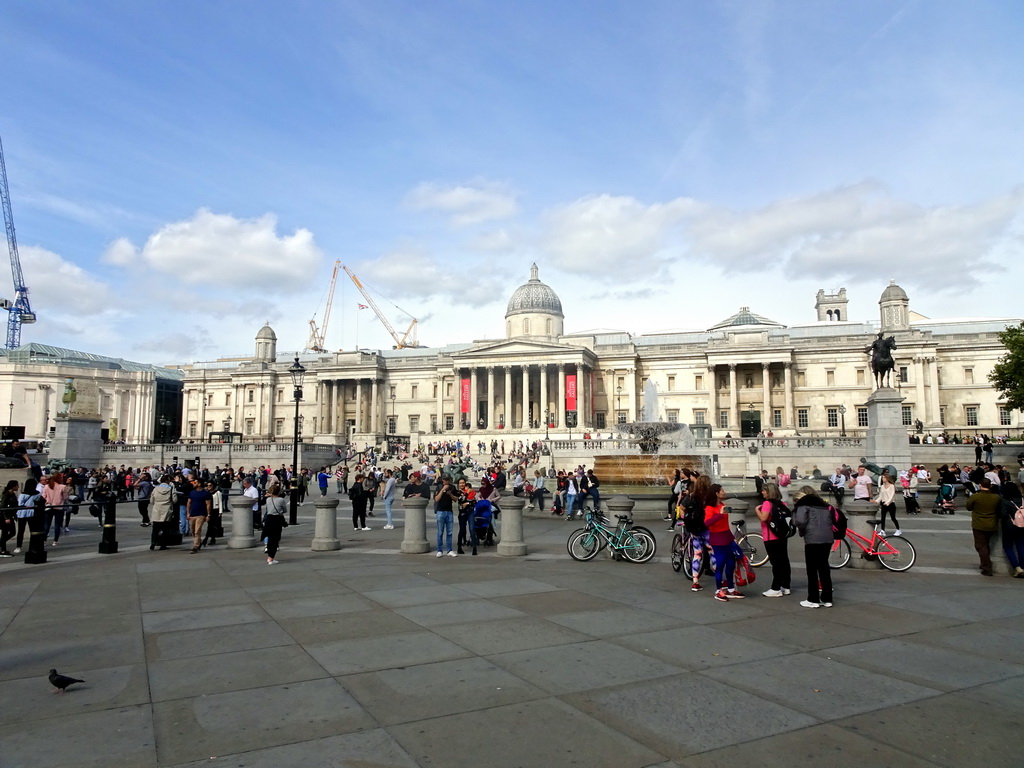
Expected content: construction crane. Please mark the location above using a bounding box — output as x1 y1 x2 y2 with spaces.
0 130 36 349
306 259 341 353
342 265 420 349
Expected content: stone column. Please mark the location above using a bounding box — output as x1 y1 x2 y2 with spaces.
927 357 941 428
435 375 444 432
762 363 771 426
605 495 636 522
914 357 926 425
728 364 739 432
521 366 529 429
371 378 379 435
355 380 363 433
228 496 257 549
558 364 566 428
470 368 478 430
503 366 512 428
486 366 495 429
401 495 430 553
496 495 527 556
38 384 51 437
539 364 548 424
784 363 795 428
311 497 341 551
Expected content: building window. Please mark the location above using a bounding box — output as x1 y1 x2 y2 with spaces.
902 405 913 426
999 407 1011 426
857 407 868 427
826 370 835 387
939 406 946 426
693 410 707 425
207 393 213 407
694 374 704 390
275 419 284 436
248 390 254 403
797 371 806 387
390 386 396 398
276 389 283 403
446 383 453 397
797 409 809 429
523 318 530 334
444 414 454 430
772 373 782 388
546 319 553 335
617 376 624 389
773 409 782 428
966 405 979 426
409 415 419 432
667 376 675 391
595 412 607 429
667 410 679 423
899 366 909 384
964 368 974 385
411 385 418 399
856 369 865 386
388 416 397 435
937 368 943 386
826 408 838 428
188 422 197 437
245 419 254 435
719 410 729 429
225 393 231 406
433 383 438 399
430 415 438 432
617 412 627 425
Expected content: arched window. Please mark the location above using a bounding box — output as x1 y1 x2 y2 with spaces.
826 309 834 321
834 310 841 321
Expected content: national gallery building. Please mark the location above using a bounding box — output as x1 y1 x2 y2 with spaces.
180 265 1021 447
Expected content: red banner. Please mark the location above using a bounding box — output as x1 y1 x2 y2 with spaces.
460 377 471 414
565 374 577 411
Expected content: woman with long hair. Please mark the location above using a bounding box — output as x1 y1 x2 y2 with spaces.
705 484 742 602
349 473 370 531
872 473 900 536
792 486 835 608
40 473 66 547
756 481 791 597
999 482 1024 577
262 484 287 564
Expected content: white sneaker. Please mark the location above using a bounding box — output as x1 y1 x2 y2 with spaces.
892 529 902 536
877 530 887 537
447 550 457 557
819 601 833 607
383 524 394 529
799 600 821 609
13 548 20 554
361 526 371 531
781 588 791 595
435 551 443 558
762 589 784 597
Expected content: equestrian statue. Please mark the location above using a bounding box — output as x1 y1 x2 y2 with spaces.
867 332 897 388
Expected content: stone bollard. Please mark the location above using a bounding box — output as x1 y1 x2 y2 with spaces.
400 495 430 554
497 495 527 557
311 497 341 551
98 497 119 554
605 495 637 522
228 496 257 549
844 502 883 570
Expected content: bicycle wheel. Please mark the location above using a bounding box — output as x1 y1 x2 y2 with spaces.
877 535 916 572
828 538 851 569
621 531 656 563
670 533 684 572
631 525 656 542
682 537 695 578
567 529 601 561
738 533 768 567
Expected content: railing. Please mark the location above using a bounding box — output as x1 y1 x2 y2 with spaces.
101 442 339 455
548 436 865 453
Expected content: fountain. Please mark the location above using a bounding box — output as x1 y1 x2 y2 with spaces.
593 380 711 486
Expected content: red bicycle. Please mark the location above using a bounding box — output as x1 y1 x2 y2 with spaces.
828 518 916 572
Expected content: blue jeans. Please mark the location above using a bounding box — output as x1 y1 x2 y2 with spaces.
589 488 601 510
179 505 188 534
711 544 736 589
384 497 394 526
436 509 453 552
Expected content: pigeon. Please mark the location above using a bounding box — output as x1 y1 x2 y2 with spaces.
48 669 84 694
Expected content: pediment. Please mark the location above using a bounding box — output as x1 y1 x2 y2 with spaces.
454 339 578 359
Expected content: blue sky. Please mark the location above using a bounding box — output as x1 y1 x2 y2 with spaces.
2 0 1022 362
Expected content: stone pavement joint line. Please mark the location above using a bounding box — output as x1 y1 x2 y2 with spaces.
0 516 1022 767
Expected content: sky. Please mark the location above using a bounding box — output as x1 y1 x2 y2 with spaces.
1 0 1022 364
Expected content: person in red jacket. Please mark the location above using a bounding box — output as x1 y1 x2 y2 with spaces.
705 484 744 602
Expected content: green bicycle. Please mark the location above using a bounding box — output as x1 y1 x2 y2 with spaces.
567 511 656 563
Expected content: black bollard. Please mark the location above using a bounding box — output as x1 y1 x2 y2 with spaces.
98 498 118 554
23 503 47 565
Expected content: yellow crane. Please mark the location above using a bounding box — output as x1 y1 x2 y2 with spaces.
342 265 420 349
306 259 340 353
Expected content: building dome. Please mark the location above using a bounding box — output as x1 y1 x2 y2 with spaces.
256 323 277 341
506 264 564 318
879 281 908 303
708 306 784 331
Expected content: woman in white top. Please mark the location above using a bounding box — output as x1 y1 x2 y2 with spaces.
871 473 900 536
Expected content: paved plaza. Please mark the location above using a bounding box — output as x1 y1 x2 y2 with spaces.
1 496 1022 767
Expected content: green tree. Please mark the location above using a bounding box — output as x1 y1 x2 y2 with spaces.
989 322 1024 412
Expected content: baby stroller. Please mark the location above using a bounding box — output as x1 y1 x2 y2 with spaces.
473 499 499 547
932 484 956 514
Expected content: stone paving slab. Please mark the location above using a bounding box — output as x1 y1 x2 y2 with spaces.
613 624 795 670
431 615 592 655
0 631 145 682
144 619 295 661
0 663 150 725
306 629 472 676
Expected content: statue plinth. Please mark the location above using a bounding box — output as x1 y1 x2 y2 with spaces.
865 387 911 470
49 414 104 469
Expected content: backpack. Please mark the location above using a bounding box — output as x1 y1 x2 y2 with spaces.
682 495 707 535
767 500 796 539
1010 501 1024 529
778 474 791 487
829 504 848 539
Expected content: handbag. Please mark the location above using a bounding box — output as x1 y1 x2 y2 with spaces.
734 555 756 587
1013 503 1024 528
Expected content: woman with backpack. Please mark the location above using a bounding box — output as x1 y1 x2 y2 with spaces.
775 465 791 503
756 482 792 597
792 486 834 608
998 482 1024 577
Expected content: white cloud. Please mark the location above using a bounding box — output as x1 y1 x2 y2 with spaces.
359 249 506 310
20 245 113 315
122 209 322 291
102 237 139 266
542 194 702 274
405 181 518 226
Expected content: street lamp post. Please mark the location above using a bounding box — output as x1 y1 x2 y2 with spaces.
8 402 13 426
544 409 550 440
288 357 306 526
839 405 847 438
615 386 622 427
748 402 755 438
390 392 396 451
